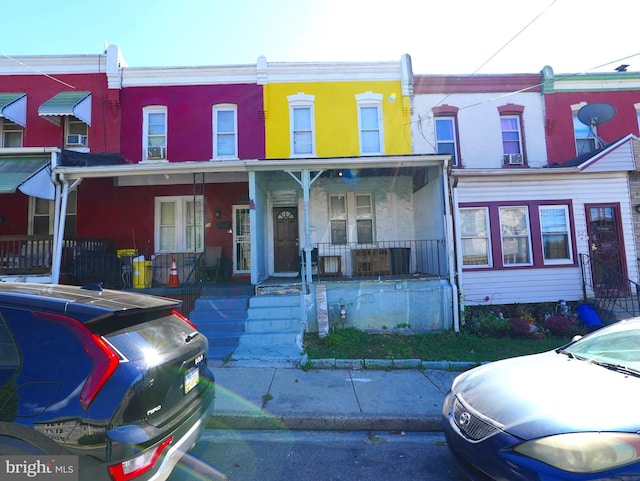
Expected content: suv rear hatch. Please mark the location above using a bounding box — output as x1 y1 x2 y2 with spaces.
90 308 213 428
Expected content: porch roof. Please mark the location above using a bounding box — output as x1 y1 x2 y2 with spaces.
54 154 451 180
0 156 50 194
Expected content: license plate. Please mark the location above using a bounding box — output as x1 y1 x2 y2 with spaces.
184 366 199 394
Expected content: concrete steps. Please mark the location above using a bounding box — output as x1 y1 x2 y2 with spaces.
231 294 304 363
189 285 252 360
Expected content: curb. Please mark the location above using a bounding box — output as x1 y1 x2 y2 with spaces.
207 412 444 432
306 358 482 371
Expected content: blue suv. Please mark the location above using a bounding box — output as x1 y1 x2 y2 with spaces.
0 283 215 481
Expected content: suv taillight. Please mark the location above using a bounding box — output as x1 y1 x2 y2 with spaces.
34 311 119 409
172 309 197 330
108 436 173 481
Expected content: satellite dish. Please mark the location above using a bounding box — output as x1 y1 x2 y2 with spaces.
577 102 616 127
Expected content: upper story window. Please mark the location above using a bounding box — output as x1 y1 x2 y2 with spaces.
1 119 22 147
65 118 88 150
143 106 167 162
433 105 460 167
572 103 596 155
288 93 315 157
635 103 640 136
213 104 238 159
356 92 384 155
498 104 525 166
460 207 491 267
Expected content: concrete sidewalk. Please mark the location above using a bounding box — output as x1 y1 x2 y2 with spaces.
206 362 461 432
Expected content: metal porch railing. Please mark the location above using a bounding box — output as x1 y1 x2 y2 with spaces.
579 253 640 322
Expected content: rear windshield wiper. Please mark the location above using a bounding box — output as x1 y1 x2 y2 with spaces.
185 332 200 343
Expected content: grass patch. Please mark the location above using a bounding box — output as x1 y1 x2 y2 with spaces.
303 327 572 363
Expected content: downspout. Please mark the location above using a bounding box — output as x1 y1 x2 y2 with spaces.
50 151 62 283
442 157 460 332
51 166 81 284
452 173 464 331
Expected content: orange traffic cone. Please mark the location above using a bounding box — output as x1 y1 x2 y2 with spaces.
168 257 180 287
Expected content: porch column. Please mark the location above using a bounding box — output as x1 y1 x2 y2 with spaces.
302 169 312 285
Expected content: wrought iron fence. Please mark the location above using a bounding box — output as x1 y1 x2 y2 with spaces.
308 239 447 280
579 253 640 321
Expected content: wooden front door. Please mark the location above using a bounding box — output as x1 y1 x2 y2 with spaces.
273 207 299 273
585 203 627 294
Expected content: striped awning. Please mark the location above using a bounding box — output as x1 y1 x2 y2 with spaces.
0 93 26 127
38 91 91 126
0 156 53 200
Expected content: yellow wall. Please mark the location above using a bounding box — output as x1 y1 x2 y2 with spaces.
264 81 412 159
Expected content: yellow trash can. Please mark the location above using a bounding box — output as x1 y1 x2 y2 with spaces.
133 260 152 288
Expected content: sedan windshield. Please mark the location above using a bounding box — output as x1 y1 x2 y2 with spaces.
563 319 640 373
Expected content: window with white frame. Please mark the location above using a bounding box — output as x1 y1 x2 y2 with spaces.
499 206 532 266
356 92 384 155
329 192 375 245
500 115 523 164
65 118 88 149
435 117 458 166
288 93 315 156
213 104 237 159
540 205 572 264
155 196 203 252
29 191 77 236
1 119 22 147
143 106 167 161
460 208 491 267
573 114 596 154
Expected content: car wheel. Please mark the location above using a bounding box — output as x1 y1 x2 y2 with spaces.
0 422 68 455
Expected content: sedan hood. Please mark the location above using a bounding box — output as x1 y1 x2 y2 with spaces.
452 351 640 439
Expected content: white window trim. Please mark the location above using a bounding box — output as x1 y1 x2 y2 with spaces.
154 196 204 253
634 102 640 135
142 105 168 163
460 207 492 268
0 119 23 148
434 116 458 166
356 92 384 155
329 192 375 245
539 205 573 265
500 114 523 156
287 93 316 157
212 103 238 160
499 206 533 267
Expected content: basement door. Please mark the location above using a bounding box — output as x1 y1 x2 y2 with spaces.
273 207 299 273
585 203 628 295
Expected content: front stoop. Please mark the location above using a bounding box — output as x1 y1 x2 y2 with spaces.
231 294 305 364
189 285 252 360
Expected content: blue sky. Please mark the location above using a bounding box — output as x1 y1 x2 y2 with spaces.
4 0 637 75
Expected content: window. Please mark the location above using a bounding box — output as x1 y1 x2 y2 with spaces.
143 106 167 161
65 117 88 149
435 117 458 166
213 104 237 159
330 195 347 245
1 119 22 147
540 205 572 264
288 93 315 156
499 206 532 266
29 191 77 236
460 208 491 267
155 196 203 252
356 92 384 155
573 114 596 154
498 104 525 165
329 192 375 245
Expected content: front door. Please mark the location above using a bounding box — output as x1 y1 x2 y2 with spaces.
273 207 299 273
585 203 627 294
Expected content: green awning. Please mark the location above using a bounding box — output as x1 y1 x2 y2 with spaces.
0 93 26 127
38 91 91 126
0 156 50 194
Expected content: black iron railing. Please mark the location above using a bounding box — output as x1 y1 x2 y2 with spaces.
580 253 640 322
307 240 447 280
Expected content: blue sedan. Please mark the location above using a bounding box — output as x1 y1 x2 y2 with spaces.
443 317 640 480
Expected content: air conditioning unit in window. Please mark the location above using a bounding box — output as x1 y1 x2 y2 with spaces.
147 146 166 159
66 134 87 146
503 153 523 165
